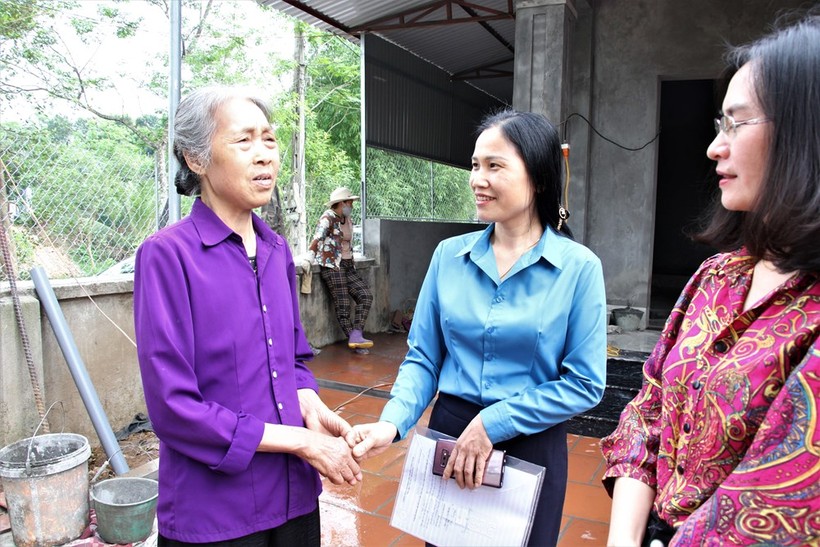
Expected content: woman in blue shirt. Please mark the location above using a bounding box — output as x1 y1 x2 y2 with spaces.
350 110 608 546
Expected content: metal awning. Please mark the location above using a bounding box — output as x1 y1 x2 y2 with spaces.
259 1 515 103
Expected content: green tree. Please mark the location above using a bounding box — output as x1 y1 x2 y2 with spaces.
1 118 155 277
0 0 298 277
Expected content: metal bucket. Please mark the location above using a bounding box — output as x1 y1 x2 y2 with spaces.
91 477 159 544
0 433 91 547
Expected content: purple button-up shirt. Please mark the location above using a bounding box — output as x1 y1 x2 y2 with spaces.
134 199 321 542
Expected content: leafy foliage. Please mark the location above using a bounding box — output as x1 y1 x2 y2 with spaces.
366 148 475 221
1 119 155 276
0 0 475 281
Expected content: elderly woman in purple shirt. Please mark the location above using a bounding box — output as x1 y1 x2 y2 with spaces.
134 86 361 546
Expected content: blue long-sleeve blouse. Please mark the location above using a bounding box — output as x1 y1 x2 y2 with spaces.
380 224 608 443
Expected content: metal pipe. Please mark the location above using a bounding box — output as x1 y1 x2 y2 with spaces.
30 266 129 475
167 0 182 225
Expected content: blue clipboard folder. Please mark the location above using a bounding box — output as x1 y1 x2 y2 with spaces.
390 426 545 547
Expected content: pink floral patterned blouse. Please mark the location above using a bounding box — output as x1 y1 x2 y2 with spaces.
601 248 820 546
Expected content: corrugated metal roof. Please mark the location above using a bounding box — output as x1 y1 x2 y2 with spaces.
259 0 515 103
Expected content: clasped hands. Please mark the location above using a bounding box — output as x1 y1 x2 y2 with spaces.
298 391 492 490
347 414 494 490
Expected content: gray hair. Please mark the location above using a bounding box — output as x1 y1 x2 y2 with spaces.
173 86 273 196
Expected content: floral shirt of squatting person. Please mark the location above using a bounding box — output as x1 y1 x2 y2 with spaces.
307 209 346 270
601 248 820 546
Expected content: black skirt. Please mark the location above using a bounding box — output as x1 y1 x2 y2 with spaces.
428 393 568 547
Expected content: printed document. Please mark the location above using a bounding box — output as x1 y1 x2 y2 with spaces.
390 426 544 547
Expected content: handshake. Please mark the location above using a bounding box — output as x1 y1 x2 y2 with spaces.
295 389 398 486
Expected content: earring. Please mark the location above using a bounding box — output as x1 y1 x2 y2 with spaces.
557 206 569 231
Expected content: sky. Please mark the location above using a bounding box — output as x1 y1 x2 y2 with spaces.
2 0 296 123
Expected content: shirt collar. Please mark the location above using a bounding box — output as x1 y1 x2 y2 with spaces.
455 223 565 271
190 198 283 248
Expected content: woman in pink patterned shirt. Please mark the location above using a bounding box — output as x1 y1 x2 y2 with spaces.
601 12 820 547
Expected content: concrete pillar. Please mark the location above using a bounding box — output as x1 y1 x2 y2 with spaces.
513 0 577 123
514 0 594 244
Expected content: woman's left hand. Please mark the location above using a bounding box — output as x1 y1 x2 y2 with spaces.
298 389 354 445
444 415 494 489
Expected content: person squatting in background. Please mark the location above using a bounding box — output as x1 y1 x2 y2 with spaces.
306 186 375 352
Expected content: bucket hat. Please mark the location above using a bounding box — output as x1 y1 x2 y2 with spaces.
325 187 360 208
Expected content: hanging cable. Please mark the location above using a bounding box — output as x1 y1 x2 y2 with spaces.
561 112 661 151
331 382 394 412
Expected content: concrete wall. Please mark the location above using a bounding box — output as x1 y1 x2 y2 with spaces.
580 0 806 308
365 218 484 313
0 277 142 450
0 218 464 447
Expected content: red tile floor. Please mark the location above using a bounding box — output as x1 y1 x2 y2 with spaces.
0 331 613 547
313 332 613 546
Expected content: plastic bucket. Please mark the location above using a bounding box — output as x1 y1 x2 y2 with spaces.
91 477 159 543
0 433 91 547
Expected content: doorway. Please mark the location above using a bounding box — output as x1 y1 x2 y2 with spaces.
651 79 718 328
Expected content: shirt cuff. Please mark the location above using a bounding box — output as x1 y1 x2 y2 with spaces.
210 412 265 475
479 404 516 444
295 369 319 392
379 399 416 440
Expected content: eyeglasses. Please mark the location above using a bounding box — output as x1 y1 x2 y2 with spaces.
714 114 770 137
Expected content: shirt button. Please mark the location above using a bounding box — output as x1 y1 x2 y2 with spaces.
683 423 691 433
676 465 684 474
277 403 284 410
692 380 702 390
262 305 268 313
484 382 491 389
272 370 278 379
714 340 729 353
268 338 273 346
487 327 494 334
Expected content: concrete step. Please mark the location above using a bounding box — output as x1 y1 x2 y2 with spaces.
568 355 646 439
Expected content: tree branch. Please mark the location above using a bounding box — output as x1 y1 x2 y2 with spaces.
310 83 351 111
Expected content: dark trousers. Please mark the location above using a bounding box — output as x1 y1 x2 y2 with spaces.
157 506 320 547
642 511 676 547
428 393 568 547
320 259 373 336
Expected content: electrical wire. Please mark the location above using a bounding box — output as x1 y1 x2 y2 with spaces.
331 382 394 412
561 144 571 210
561 112 661 151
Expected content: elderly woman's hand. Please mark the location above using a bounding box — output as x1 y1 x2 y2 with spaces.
299 429 363 486
258 422 362 486
444 415 494 489
298 388 354 444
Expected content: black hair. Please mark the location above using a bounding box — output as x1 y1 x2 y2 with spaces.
477 109 573 239
696 12 820 272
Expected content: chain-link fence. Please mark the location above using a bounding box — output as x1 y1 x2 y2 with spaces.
1 123 159 282
1 126 479 283
364 147 477 222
